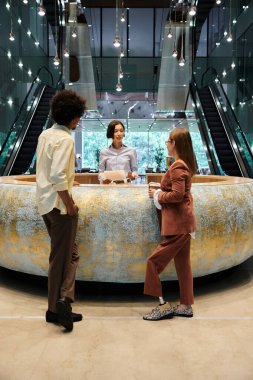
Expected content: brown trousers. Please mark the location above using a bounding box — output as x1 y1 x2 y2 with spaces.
144 234 194 305
42 208 79 313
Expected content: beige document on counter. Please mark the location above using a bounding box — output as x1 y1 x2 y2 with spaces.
103 170 126 181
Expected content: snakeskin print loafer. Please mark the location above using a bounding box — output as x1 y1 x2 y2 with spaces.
173 305 193 318
143 302 174 321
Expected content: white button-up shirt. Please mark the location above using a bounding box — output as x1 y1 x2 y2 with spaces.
98 144 138 176
36 124 75 215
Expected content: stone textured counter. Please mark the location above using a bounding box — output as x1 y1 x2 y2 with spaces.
0 174 252 282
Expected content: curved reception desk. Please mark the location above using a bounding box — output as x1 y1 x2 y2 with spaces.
0 174 252 282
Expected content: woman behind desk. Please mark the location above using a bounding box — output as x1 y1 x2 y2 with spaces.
99 120 138 183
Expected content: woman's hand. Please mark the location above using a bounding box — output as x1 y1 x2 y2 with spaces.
127 171 136 181
73 180 80 186
103 179 112 184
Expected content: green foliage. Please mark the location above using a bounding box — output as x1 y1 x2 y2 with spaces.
81 128 209 173
154 145 164 167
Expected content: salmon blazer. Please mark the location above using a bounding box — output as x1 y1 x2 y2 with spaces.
157 159 197 236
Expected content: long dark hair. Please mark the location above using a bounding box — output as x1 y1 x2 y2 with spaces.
170 128 197 176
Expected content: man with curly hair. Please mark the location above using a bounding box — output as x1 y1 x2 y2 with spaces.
36 89 86 332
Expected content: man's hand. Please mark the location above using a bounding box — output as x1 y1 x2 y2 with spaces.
58 190 79 216
67 203 79 216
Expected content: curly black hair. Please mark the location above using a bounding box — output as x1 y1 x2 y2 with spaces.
50 89 86 126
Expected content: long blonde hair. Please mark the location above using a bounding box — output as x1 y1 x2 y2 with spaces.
170 128 197 176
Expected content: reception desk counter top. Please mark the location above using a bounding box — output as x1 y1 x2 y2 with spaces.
0 174 252 282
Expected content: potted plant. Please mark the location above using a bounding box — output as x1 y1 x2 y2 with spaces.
154 145 164 173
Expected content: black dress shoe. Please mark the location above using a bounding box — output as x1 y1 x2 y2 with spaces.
71 312 83 322
46 310 83 324
56 297 73 331
46 310 59 324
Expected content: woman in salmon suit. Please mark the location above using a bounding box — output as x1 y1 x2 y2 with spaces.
143 128 197 321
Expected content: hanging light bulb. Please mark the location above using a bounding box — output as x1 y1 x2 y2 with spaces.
172 47 178 57
38 2 46 16
172 11 177 58
72 28 77 38
71 17 77 38
120 12 125 22
9 0 15 41
227 0 232 42
189 6 196 16
179 12 185 67
120 49 124 57
227 31 232 42
53 55 60 66
23 0 28 3
179 57 185 66
119 69 123 79
167 28 173 39
113 36 121 47
226 0 233 42
64 48 69 57
216 0 221 4
9 31 15 41
114 0 121 47
116 82 122 92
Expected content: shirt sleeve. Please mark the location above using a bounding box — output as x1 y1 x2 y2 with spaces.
98 149 107 173
153 189 162 209
50 137 74 191
158 165 188 204
98 149 106 182
130 148 138 174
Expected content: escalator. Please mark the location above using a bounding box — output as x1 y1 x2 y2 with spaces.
0 82 57 176
10 86 55 175
190 70 253 178
198 87 241 177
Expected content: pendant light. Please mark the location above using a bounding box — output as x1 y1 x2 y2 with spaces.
226 0 232 42
72 18 77 38
53 0 60 66
120 0 125 23
113 0 121 47
167 7 173 39
9 0 15 41
116 54 122 91
38 1 46 17
179 9 185 66
172 8 177 57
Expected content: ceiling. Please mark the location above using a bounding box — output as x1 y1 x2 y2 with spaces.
47 0 215 130
80 1 177 8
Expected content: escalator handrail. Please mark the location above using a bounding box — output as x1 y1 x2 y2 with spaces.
190 74 223 175
36 66 54 87
0 67 56 157
201 66 253 163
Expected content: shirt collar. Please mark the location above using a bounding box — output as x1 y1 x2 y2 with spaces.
109 143 127 149
52 123 71 135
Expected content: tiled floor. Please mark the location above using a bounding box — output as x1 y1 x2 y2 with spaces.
1 257 253 380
